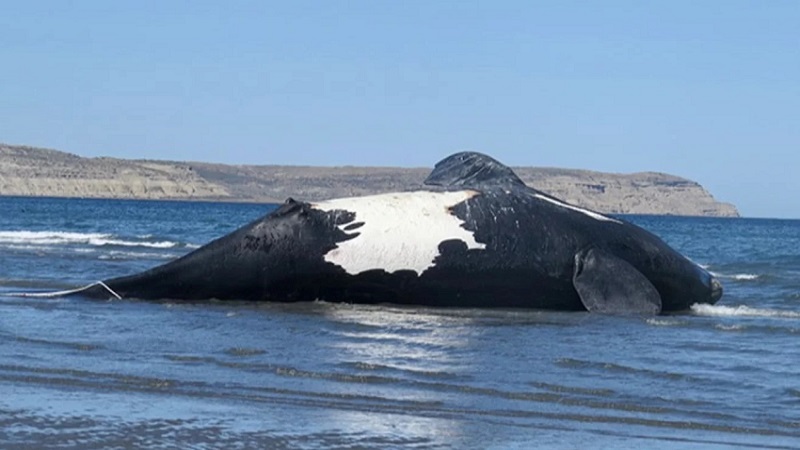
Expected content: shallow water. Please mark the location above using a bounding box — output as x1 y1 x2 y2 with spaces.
1 197 799 449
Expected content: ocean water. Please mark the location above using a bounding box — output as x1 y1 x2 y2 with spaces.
1 196 799 449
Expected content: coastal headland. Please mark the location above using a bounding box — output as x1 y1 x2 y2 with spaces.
0 144 738 217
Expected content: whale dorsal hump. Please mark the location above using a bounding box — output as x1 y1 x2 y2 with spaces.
424 152 526 189
573 247 662 315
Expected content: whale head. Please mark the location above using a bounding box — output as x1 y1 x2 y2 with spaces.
653 259 724 312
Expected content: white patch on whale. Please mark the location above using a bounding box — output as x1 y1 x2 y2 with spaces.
313 191 486 275
532 194 621 223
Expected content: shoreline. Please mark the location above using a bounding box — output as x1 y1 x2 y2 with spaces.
0 143 739 217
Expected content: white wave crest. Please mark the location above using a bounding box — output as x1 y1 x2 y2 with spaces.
99 251 181 260
87 237 178 249
0 230 188 249
715 324 746 331
691 304 800 319
730 274 760 281
646 318 685 327
0 231 110 245
712 273 760 281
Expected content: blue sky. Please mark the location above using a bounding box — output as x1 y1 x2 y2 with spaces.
1 1 797 218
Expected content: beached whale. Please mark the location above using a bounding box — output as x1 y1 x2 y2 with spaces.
24 152 723 314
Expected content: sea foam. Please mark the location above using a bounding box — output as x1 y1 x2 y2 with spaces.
0 230 191 249
691 304 800 319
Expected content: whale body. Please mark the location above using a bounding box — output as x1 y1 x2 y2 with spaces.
61 152 722 314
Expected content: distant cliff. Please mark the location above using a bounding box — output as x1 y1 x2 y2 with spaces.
0 143 738 217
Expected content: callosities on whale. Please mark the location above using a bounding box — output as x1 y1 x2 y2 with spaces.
18 152 723 315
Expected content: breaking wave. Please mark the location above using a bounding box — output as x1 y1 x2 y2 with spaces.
99 251 181 260
0 230 198 250
716 273 761 281
691 304 800 319
729 274 760 281
645 318 686 327
704 267 762 282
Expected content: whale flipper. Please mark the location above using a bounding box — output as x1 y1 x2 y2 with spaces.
424 152 526 188
573 247 662 315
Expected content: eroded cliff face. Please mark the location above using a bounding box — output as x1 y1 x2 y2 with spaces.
0 145 228 199
0 144 738 217
516 168 739 217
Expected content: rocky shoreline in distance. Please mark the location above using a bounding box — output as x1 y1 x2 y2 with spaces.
0 143 739 217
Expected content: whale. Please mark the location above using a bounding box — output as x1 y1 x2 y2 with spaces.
22 152 723 314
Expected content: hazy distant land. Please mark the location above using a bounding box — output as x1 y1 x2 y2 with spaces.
0 144 738 217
